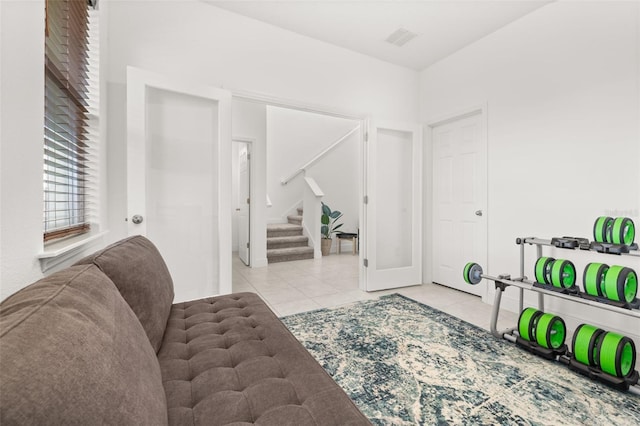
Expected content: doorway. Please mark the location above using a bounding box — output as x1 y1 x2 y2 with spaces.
430 108 487 297
231 96 365 293
233 140 251 266
232 95 425 297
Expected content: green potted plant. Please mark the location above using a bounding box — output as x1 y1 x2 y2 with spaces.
320 202 343 256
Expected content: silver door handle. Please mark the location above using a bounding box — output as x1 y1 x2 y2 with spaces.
475 210 483 217
131 214 144 224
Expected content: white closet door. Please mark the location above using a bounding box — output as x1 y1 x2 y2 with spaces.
432 112 487 297
127 67 232 301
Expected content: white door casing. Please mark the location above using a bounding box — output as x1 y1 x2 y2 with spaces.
237 143 250 266
365 121 422 291
127 66 232 300
430 108 487 298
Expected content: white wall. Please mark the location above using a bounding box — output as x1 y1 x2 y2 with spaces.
307 128 360 253
0 0 45 299
266 106 360 238
105 1 419 272
0 0 109 301
106 2 418 122
420 1 640 340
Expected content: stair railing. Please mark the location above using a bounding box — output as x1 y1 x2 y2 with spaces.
302 177 324 258
280 125 360 185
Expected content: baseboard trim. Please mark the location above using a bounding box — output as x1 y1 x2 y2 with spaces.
252 258 268 268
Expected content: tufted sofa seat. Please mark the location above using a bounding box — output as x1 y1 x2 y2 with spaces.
0 236 369 425
161 293 368 425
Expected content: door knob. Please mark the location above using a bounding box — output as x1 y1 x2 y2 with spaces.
475 210 483 217
131 214 144 224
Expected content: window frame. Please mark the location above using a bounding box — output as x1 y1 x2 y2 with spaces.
43 0 94 243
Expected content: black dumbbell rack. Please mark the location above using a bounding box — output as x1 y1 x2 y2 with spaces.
484 237 640 393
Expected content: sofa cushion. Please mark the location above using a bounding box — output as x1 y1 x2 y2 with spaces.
75 235 174 352
0 264 168 425
159 292 370 426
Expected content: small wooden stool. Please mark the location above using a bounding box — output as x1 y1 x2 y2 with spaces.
336 232 358 255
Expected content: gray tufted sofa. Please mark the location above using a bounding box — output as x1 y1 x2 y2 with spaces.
0 236 370 425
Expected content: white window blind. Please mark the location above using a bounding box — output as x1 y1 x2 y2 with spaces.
44 0 99 242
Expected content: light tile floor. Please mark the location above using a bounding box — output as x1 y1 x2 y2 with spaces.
232 253 519 332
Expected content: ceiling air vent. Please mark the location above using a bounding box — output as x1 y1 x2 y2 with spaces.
385 28 418 47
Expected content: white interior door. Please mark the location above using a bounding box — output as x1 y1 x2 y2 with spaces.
365 121 422 291
127 67 232 302
432 112 487 297
237 144 250 266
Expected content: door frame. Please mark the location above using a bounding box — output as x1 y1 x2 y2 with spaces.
425 103 489 302
233 137 255 266
127 66 232 295
231 90 370 290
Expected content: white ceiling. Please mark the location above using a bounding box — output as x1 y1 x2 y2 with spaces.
206 0 553 71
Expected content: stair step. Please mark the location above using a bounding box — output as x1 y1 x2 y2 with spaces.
287 215 303 225
297 208 303 216
267 223 303 238
267 246 314 263
267 235 309 249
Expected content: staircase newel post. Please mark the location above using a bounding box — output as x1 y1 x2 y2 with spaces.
302 177 324 259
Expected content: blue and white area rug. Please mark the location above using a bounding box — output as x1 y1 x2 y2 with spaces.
280 294 640 425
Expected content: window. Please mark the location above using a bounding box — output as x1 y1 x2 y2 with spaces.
43 0 98 242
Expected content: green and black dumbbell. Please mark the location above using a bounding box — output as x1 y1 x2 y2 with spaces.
583 263 609 298
517 307 566 350
535 312 566 350
549 259 576 289
594 216 614 243
602 265 638 303
593 216 635 245
535 257 555 285
518 307 542 342
597 331 637 378
583 263 637 303
610 217 635 245
535 257 576 289
572 323 605 367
